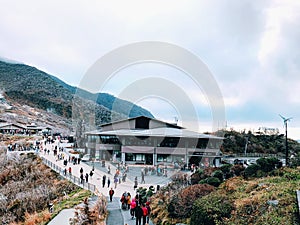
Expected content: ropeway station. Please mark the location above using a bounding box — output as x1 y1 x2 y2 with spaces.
85 116 223 167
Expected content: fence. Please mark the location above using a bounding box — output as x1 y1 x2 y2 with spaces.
230 153 284 158
42 157 97 193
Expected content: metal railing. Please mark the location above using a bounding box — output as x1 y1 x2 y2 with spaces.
42 157 96 193
226 152 284 158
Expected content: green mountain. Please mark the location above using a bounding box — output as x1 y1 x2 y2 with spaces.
0 60 153 125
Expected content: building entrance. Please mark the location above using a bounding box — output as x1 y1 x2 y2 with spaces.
145 154 153 165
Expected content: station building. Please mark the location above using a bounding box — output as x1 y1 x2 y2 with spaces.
85 116 223 167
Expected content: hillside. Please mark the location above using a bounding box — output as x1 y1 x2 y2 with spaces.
0 149 88 224
0 60 153 127
220 130 300 157
150 164 300 225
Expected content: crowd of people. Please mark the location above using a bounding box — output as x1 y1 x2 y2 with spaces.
118 192 151 225
11 134 168 225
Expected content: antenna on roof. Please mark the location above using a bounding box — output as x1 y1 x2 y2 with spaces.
174 116 178 125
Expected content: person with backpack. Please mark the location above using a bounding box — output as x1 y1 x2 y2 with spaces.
109 188 114 202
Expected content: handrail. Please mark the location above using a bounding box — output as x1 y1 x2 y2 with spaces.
41 157 97 193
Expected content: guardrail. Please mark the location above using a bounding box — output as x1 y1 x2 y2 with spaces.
42 157 96 193
225 153 284 158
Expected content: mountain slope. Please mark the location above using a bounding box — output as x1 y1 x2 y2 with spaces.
0 60 153 125
49 73 153 118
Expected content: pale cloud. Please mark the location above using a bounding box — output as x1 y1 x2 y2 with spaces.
258 0 300 66
0 0 300 138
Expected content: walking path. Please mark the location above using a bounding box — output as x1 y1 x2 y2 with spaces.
41 142 179 225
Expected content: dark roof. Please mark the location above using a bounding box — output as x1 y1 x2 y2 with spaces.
0 123 26 129
100 116 183 129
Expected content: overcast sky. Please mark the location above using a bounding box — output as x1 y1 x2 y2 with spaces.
1 0 300 139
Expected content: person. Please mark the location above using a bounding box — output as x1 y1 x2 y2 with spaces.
108 165 111 174
142 204 148 225
130 199 136 219
109 188 114 202
80 167 83 175
85 173 89 183
89 170 93 180
146 202 151 224
68 167 72 175
121 192 128 210
114 177 118 189
127 192 131 210
80 173 84 184
122 173 127 182
107 177 111 188
134 176 138 190
135 204 143 225
141 172 145 184
102 174 106 188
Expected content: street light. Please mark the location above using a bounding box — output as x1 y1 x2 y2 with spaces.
279 114 292 167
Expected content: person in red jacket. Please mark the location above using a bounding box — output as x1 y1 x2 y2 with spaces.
146 201 151 224
108 188 114 202
141 203 148 225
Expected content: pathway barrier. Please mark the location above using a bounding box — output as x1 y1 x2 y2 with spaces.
42 157 97 193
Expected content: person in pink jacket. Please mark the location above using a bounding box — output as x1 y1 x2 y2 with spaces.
130 198 137 219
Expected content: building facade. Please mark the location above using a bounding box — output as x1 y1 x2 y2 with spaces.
85 116 223 167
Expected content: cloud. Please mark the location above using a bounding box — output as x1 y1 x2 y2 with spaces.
0 0 300 137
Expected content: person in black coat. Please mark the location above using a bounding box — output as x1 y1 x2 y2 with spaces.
135 204 143 225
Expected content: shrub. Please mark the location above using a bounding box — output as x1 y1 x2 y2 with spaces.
200 177 221 187
167 184 215 218
190 169 203 184
212 170 224 182
256 157 280 173
244 164 261 178
190 193 234 225
230 164 245 176
220 164 233 178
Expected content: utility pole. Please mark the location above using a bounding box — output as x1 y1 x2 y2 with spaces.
285 121 288 166
279 115 292 167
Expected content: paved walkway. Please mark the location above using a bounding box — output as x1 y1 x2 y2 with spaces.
42 142 180 225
